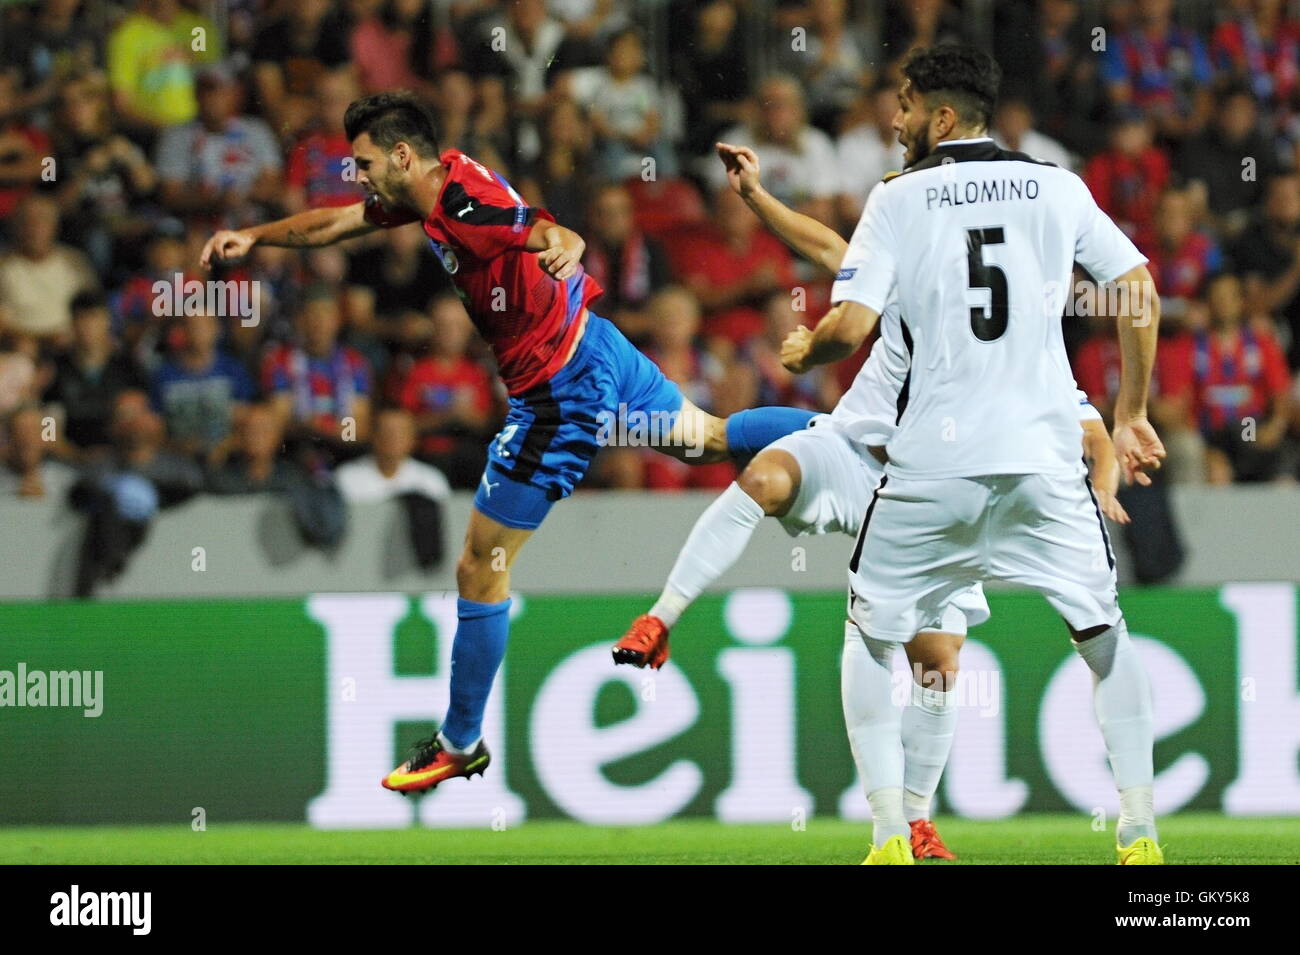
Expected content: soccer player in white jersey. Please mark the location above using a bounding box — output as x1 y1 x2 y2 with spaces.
613 143 1130 861
780 45 1167 865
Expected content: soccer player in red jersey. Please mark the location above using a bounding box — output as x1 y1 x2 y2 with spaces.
200 92 812 794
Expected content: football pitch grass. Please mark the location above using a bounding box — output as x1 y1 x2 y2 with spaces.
2 814 1296 865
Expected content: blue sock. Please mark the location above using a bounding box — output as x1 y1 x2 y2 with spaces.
441 597 511 749
725 407 817 457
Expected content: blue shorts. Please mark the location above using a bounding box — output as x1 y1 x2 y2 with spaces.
473 313 684 529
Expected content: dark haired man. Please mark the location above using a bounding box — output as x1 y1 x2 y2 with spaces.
200 91 813 798
780 46 1167 865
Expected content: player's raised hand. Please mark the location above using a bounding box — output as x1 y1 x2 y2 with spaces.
780 325 815 374
716 142 761 198
1112 416 1166 486
200 229 256 269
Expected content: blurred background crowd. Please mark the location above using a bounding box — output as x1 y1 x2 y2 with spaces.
2 0 1299 538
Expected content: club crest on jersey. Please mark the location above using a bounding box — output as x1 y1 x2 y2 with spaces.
428 238 459 275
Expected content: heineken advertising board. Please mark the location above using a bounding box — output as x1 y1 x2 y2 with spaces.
0 584 1295 827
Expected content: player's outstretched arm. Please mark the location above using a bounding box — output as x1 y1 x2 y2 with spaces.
716 142 847 274
527 221 585 281
1110 263 1166 485
200 202 378 268
781 300 878 373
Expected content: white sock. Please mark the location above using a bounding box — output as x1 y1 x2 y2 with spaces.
649 482 764 627
436 731 478 755
841 622 909 847
902 681 956 821
1073 621 1157 844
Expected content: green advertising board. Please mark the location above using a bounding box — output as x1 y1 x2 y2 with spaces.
0 584 1295 827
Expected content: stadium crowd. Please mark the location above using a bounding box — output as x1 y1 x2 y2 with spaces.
2 0 1299 532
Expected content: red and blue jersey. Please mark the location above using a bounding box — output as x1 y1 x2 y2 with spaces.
363 150 602 395
1190 327 1290 432
262 343 371 430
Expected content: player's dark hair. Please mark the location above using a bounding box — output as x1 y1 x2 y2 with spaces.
901 44 1001 130
344 91 440 157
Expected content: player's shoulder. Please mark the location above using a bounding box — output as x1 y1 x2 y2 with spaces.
885 139 1069 183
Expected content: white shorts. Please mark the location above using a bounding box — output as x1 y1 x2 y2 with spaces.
847 472 1119 642
769 417 879 538
767 419 991 635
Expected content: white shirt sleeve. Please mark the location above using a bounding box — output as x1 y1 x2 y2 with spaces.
1073 175 1147 284
1075 388 1102 422
830 180 898 312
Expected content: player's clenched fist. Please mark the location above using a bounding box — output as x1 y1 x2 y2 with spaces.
781 325 814 374
201 229 256 268
1112 416 1166 486
716 142 762 198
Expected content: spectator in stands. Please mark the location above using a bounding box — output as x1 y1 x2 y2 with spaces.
709 74 839 228
583 183 670 343
150 311 255 462
0 404 76 500
770 0 871 134
431 69 512 171
1083 110 1169 242
836 80 907 223
1142 187 1222 318
665 185 796 346
336 407 451 504
284 70 362 214
1102 0 1213 145
639 286 736 491
1179 85 1279 238
155 65 282 227
0 195 99 346
992 95 1075 170
670 0 750 158
1234 173 1300 370
106 0 200 135
470 0 568 164
263 286 373 459
0 68 52 223
251 0 352 135
385 295 495 489
351 0 440 100
521 98 596 235
50 73 159 275
1210 0 1300 117
206 402 295 494
746 291 841 411
0 0 98 124
568 27 674 181
70 390 204 595
44 291 149 459
1186 273 1293 483
1074 310 1204 484
879 0 966 74
994 0 1108 157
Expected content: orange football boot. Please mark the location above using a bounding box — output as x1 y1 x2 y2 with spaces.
611 614 671 669
910 819 957 860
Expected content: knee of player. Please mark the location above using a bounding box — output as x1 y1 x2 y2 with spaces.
456 546 500 591
737 459 795 515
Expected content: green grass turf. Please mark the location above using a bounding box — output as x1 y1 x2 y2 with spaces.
1 814 1296 864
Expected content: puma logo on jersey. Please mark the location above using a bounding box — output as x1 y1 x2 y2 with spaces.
479 473 500 498
457 201 475 218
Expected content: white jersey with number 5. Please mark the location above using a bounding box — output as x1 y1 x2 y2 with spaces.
830 137 1146 480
